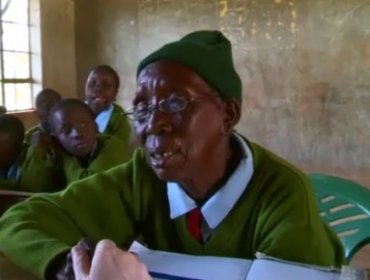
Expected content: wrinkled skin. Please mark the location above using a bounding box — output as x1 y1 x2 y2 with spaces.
85 69 118 115
72 240 151 280
134 60 241 199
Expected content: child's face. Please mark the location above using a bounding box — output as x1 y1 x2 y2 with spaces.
85 70 118 115
52 108 98 158
0 133 17 168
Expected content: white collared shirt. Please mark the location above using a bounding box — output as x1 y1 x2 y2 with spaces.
95 104 114 133
0 162 21 181
167 133 254 233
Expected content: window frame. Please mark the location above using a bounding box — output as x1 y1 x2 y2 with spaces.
0 0 34 112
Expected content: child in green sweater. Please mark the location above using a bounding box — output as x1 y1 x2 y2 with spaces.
0 31 345 280
25 88 62 144
85 65 132 145
0 114 63 192
48 98 132 183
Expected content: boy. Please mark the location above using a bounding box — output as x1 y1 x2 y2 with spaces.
0 114 63 192
85 65 132 144
25 88 62 144
49 98 132 183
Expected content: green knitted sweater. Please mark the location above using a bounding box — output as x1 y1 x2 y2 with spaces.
60 135 132 184
0 139 344 279
0 144 64 192
103 103 131 144
24 125 41 144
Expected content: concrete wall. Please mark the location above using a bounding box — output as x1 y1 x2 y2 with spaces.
40 0 77 98
74 0 370 187
14 0 78 128
75 0 138 106
20 1 370 185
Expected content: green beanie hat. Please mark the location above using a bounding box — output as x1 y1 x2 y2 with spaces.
137 30 242 102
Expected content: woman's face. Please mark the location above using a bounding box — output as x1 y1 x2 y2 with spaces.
134 60 229 183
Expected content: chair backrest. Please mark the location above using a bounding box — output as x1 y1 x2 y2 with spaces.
309 173 370 262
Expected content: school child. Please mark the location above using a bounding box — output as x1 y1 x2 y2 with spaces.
49 98 132 183
0 114 63 192
25 88 62 144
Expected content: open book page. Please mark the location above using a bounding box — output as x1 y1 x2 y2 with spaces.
129 242 341 280
247 253 340 280
247 258 340 280
129 241 252 280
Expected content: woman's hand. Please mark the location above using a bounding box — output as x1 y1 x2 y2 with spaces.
72 239 151 280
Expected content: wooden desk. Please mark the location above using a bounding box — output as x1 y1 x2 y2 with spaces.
0 253 38 280
0 190 31 216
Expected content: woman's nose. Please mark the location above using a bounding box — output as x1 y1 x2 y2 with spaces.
144 108 172 135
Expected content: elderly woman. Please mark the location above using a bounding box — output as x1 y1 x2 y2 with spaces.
0 30 344 280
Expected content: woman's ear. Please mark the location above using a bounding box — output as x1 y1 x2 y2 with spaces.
222 99 241 134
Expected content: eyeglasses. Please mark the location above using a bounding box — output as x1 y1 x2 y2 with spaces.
126 96 192 122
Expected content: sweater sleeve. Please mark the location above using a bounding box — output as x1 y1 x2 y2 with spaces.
20 145 65 192
88 136 132 173
255 171 345 268
0 162 141 279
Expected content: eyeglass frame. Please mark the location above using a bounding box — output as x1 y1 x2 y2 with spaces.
125 94 221 123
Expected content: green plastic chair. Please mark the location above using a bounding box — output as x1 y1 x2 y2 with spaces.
309 173 370 263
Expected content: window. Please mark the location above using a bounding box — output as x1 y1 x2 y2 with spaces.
0 0 33 111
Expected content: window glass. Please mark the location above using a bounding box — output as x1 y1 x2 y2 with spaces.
4 83 32 111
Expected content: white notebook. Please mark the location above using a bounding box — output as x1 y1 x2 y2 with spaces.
129 242 340 280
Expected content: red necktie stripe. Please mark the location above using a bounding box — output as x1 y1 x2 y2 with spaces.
186 208 203 243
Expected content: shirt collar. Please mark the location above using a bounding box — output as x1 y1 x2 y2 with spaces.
0 162 21 180
95 104 114 133
167 133 254 229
